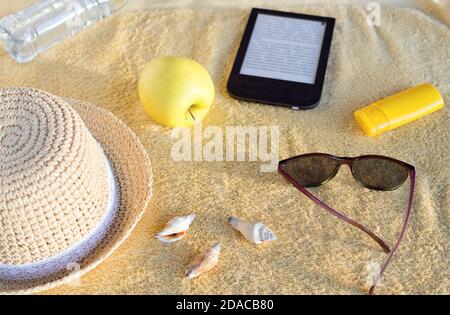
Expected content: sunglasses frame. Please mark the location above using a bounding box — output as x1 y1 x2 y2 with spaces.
278 153 416 295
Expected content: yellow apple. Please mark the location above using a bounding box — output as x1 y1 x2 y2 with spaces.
138 56 215 127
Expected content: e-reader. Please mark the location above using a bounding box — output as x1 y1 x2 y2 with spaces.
227 8 335 109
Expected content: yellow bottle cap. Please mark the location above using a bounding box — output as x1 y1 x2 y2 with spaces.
354 104 389 136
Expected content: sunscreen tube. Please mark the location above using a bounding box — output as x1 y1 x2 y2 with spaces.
354 83 444 136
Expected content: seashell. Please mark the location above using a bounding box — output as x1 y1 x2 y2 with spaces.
156 214 196 243
185 243 221 279
228 216 277 244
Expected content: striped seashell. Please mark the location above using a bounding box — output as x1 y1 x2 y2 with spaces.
229 216 277 244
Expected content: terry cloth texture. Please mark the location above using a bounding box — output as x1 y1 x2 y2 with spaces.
0 1 448 294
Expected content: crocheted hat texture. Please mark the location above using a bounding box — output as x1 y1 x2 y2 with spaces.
0 88 110 265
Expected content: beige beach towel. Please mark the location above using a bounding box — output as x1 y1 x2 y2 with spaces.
0 0 448 294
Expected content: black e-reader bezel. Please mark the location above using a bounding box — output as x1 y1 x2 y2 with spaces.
227 8 335 109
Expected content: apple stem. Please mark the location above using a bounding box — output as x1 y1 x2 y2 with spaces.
188 108 196 121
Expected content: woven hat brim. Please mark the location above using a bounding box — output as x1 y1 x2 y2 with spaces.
0 98 152 294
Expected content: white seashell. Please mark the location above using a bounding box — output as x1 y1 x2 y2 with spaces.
156 214 196 244
228 216 277 244
185 243 221 279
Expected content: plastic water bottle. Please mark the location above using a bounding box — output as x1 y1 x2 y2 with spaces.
0 0 127 63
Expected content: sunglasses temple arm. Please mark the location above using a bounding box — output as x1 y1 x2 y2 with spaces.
369 168 416 295
291 180 391 253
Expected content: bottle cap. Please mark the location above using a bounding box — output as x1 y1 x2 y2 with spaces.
354 104 390 136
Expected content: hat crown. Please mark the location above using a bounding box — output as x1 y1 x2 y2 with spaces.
0 88 110 265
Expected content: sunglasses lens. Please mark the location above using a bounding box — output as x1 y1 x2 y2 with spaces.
352 157 409 190
283 155 339 187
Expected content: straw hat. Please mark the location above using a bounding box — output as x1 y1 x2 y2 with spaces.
0 87 152 294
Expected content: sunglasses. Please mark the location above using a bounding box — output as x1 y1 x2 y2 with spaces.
278 153 415 294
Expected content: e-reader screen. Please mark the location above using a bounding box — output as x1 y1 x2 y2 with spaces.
240 14 327 84
227 9 335 109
